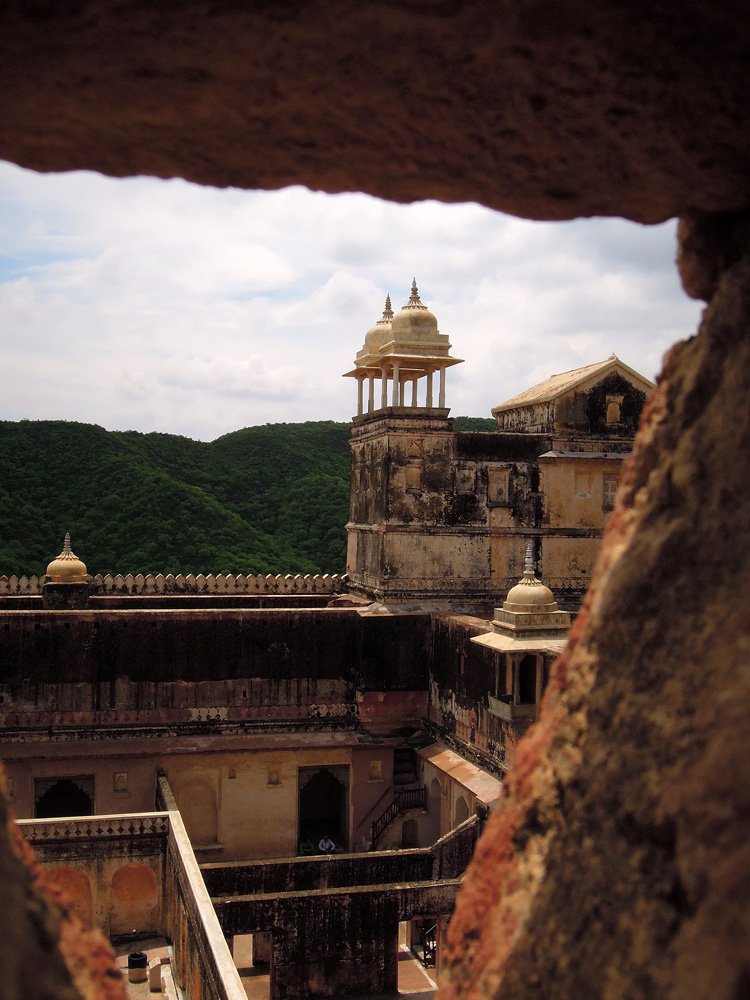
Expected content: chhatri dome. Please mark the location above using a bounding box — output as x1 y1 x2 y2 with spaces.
503 544 558 612
390 279 439 340
45 533 87 584
344 279 463 419
363 294 394 355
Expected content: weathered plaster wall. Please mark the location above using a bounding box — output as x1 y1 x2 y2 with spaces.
427 617 514 775
0 609 429 690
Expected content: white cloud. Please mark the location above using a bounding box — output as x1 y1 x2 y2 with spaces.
0 160 703 439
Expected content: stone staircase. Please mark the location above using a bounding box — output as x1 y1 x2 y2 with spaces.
370 749 427 849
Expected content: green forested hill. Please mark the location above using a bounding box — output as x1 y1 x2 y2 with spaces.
0 416 495 577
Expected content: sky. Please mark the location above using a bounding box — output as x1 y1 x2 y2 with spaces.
0 159 704 442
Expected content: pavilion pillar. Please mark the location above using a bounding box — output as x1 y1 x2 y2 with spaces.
368 374 374 413
381 366 388 409
427 370 434 409
439 367 446 408
391 362 400 406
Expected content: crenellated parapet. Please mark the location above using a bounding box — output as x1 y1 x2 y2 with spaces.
0 571 347 597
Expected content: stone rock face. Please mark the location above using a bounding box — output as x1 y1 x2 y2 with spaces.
2 1 750 223
441 251 750 1000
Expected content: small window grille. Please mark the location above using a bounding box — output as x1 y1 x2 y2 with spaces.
603 474 619 510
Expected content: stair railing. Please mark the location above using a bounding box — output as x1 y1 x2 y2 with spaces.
370 785 427 848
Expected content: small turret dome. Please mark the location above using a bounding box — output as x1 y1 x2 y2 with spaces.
46 533 87 584
503 544 558 612
390 279 439 340
364 294 394 354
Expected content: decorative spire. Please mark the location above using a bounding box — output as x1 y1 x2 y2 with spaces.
379 294 393 323
403 277 426 310
519 542 540 586
46 532 87 583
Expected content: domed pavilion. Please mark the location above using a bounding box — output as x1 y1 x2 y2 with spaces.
344 280 463 419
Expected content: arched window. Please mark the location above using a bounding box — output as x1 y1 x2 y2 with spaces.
35 776 94 818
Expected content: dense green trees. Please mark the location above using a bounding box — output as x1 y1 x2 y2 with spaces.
0 416 494 576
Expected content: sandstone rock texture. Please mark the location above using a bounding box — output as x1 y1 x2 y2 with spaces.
0 771 125 1000
442 254 750 999
2 0 750 223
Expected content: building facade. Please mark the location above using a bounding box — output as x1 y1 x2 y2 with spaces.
345 288 653 606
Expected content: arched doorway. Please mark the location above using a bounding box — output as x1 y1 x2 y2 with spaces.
453 794 470 828
298 766 349 851
518 654 537 704
35 776 94 818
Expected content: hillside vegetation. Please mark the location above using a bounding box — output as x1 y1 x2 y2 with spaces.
0 416 495 577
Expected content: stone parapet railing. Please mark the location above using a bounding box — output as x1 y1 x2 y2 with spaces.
0 571 347 596
18 812 169 843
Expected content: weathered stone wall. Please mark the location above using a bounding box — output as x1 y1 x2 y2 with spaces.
427 616 512 775
0 608 429 692
201 850 433 897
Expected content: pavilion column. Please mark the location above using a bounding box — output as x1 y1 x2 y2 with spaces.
392 362 400 406
439 367 446 408
411 378 418 407
381 366 388 409
368 374 374 414
426 370 434 409
357 375 364 417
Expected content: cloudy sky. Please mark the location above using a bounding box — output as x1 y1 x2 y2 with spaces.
0 159 703 442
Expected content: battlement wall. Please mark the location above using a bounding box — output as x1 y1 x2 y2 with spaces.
0 571 347 597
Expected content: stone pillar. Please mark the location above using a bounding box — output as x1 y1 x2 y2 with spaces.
381 366 388 409
411 378 418 407
357 375 364 417
439 366 446 408
391 362 400 406
427 370 434 409
368 374 374 413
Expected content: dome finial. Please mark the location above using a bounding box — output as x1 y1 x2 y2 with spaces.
63 531 72 554
523 542 536 579
404 278 426 310
383 294 393 320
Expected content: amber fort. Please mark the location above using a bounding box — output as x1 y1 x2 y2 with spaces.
1 3 749 999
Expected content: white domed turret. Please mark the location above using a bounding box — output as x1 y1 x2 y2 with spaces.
503 544 558 613
491 543 571 637
390 279 440 342
363 294 394 355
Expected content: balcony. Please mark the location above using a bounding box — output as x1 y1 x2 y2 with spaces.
487 694 537 721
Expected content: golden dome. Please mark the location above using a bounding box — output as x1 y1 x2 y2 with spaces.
390 279 439 340
46 533 88 584
503 545 558 612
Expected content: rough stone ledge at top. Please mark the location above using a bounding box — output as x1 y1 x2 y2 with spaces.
2 0 750 223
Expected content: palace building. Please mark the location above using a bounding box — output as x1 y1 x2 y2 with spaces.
0 290 652 999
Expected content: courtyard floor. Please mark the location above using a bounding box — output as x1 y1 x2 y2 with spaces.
114 936 437 1000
